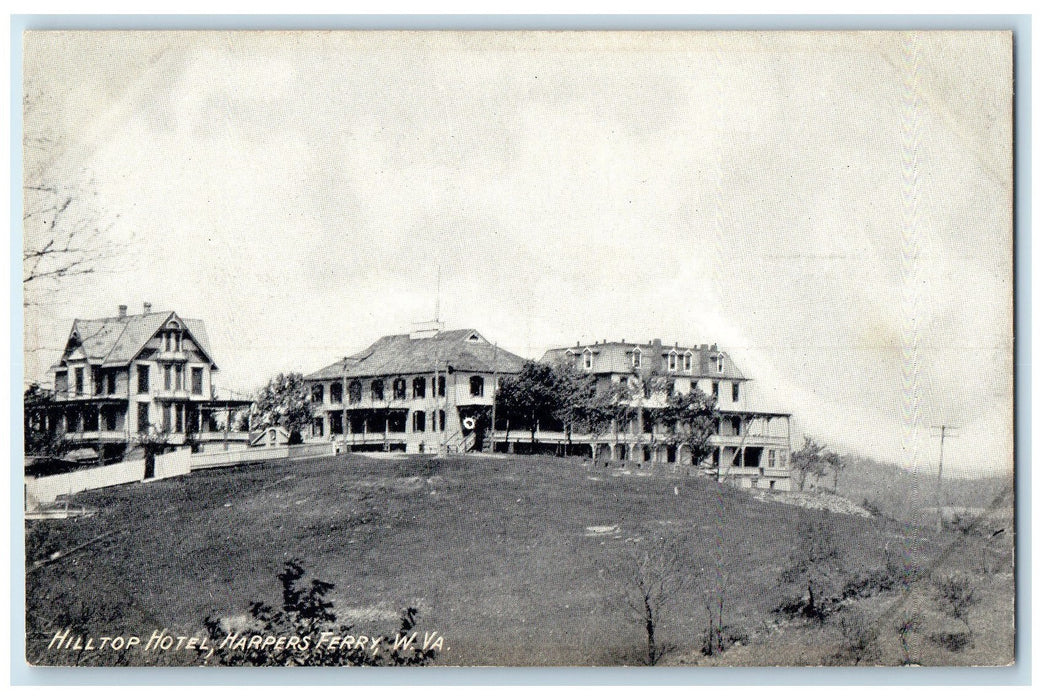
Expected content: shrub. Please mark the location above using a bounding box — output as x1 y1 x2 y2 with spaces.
932 574 978 631
834 610 880 665
201 559 437 666
860 498 884 518
929 631 973 653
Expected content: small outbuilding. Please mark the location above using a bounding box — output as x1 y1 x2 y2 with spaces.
250 426 292 447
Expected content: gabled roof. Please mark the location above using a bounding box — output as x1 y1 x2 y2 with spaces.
58 311 217 369
305 329 527 381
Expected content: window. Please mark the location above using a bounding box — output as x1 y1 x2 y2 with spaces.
313 417 324 437
393 378 407 400
371 379 384 401
412 411 426 432
632 348 642 368
437 376 446 397
583 350 593 370
731 416 741 435
348 380 363 404
175 404 184 433
312 383 324 404
175 333 182 351
470 375 484 397
712 381 719 399
768 450 776 469
107 372 116 395
161 404 171 431
175 365 184 391
667 353 677 371
192 367 203 395
330 382 343 404
74 367 84 395
164 365 172 391
732 382 740 402
93 368 103 395
413 377 426 399
138 366 149 393
164 333 171 352
438 409 446 431
55 371 68 394
716 355 725 373
683 352 692 372
330 413 343 435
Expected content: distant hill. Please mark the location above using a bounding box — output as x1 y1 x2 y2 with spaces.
825 454 1012 526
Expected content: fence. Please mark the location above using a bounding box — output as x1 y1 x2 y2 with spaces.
153 448 192 480
189 442 337 471
25 442 337 507
190 445 291 470
25 459 147 505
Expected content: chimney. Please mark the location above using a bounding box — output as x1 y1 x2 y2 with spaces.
117 304 127 318
143 302 152 314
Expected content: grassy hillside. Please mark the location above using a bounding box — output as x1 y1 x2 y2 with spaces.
25 453 1011 666
821 455 1012 527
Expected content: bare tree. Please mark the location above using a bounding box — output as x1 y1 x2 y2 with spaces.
622 536 688 665
895 611 922 665
836 609 880 665
932 574 978 633
790 436 838 492
23 80 122 308
779 511 846 620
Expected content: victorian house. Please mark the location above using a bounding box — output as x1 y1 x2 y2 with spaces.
304 325 527 454
39 303 251 462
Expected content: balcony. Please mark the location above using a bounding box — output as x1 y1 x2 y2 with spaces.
51 391 126 403
154 388 190 400
197 431 250 443
154 389 209 401
712 434 790 448
64 430 128 443
156 350 189 362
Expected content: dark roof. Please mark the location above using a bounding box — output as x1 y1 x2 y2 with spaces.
306 329 527 381
541 340 747 380
60 311 216 368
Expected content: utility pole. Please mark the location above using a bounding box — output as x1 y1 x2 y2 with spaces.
931 424 959 533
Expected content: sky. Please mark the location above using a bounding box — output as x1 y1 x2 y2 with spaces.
21 31 1013 477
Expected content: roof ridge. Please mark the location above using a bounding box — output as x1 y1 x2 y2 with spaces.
101 318 133 365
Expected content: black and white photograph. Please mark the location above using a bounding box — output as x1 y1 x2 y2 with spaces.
20 29 1014 668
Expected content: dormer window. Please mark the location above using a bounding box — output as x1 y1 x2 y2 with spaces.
583 349 593 371
683 352 692 372
632 348 642 369
715 355 725 373
466 333 481 342
667 352 677 372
